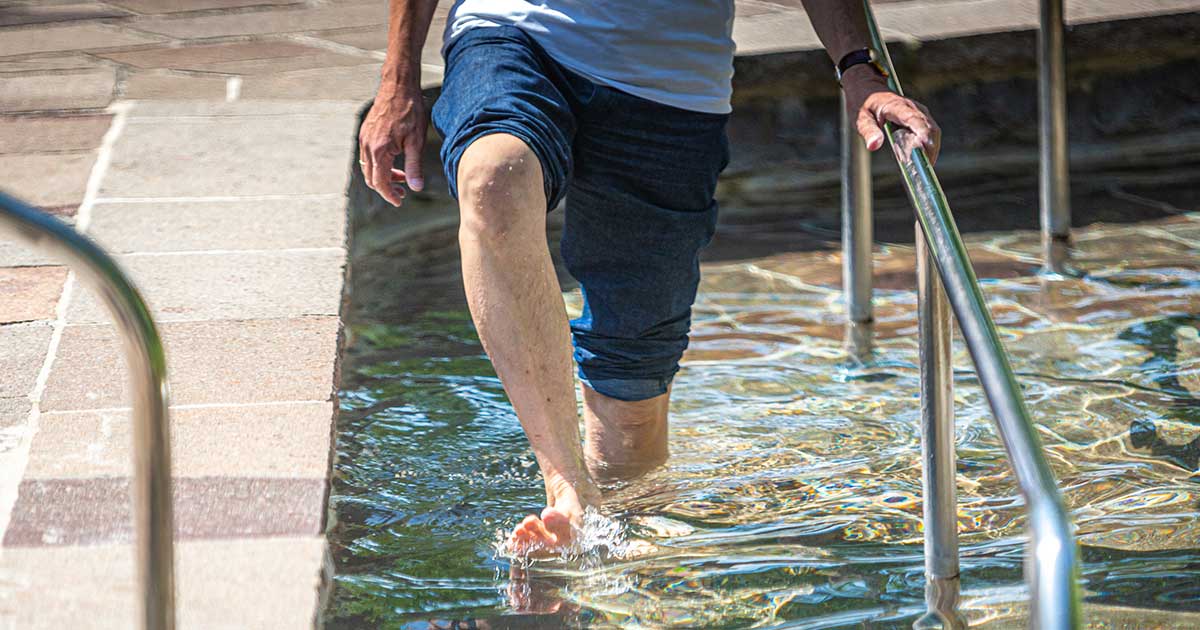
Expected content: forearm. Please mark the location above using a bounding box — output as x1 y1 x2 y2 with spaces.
381 0 440 91
800 0 887 90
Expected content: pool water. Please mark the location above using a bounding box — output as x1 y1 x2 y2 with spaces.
325 212 1200 628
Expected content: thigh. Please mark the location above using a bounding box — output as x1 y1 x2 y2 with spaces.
432 26 576 210
561 90 730 379
564 92 729 337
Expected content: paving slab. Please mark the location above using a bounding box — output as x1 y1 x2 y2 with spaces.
109 0 302 14
1067 0 1200 23
0 52 102 74
41 317 341 411
4 476 326 546
100 111 358 197
0 537 326 629
88 197 347 253
239 62 389 100
0 242 58 268
124 99 363 117
0 22 164 58
0 3 133 28
66 249 346 324
0 266 68 324
25 401 334 478
0 397 27 431
133 2 385 39
193 49 377 76
311 23 445 64
0 68 115 113
0 397 29 459
98 40 370 75
309 26 388 53
0 151 95 210
120 69 230 100
0 322 52 399
0 113 112 154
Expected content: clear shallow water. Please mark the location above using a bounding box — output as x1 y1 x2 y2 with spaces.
327 214 1200 628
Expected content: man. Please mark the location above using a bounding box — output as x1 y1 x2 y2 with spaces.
359 0 941 556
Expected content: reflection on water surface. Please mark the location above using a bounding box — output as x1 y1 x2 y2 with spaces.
327 214 1200 628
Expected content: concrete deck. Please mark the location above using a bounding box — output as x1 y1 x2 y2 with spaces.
1 0 1198 627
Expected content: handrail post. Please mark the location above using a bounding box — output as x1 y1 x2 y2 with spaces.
913 229 966 630
1039 0 1071 272
860 2 1082 627
0 192 176 630
841 90 874 360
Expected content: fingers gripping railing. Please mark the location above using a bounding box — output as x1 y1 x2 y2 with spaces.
0 191 176 630
848 2 1083 627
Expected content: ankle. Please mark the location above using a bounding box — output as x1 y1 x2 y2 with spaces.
543 468 601 512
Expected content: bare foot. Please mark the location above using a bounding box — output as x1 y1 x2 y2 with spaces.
507 473 599 557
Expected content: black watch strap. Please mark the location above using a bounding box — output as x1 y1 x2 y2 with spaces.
835 48 888 83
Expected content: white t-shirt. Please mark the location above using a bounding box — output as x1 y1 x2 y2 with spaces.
442 1 736 114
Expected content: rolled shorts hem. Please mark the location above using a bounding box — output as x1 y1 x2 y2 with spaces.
578 370 675 402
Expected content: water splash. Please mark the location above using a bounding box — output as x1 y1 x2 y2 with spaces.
493 507 644 567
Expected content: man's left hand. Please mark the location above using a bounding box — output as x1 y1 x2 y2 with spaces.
841 64 941 164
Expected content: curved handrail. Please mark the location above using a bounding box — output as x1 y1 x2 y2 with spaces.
860 2 1082 627
0 191 175 630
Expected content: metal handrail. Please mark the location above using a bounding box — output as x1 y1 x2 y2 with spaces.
1039 0 1072 272
859 2 1083 627
0 191 176 630
840 90 875 361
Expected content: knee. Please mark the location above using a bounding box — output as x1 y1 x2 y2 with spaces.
456 134 543 240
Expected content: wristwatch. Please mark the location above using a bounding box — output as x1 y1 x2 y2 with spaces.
835 48 889 84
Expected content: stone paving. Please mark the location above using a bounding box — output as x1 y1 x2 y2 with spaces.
0 0 1198 627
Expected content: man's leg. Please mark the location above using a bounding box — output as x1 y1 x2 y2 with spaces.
582 384 670 482
456 133 599 554
561 85 730 485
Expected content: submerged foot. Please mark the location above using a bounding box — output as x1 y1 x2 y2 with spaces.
507 474 599 557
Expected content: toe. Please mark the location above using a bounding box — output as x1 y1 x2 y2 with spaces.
526 517 556 544
541 507 572 541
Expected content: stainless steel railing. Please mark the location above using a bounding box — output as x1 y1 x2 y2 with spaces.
840 90 875 362
837 2 1083 627
0 191 176 630
1039 0 1072 273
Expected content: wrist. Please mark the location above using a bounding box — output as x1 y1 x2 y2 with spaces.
841 64 889 91
379 62 422 95
840 65 891 104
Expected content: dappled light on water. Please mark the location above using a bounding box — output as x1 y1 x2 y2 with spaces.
328 215 1200 628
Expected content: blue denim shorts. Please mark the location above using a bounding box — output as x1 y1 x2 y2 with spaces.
432 26 730 401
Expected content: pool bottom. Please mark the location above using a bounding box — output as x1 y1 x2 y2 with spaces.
327 214 1200 628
